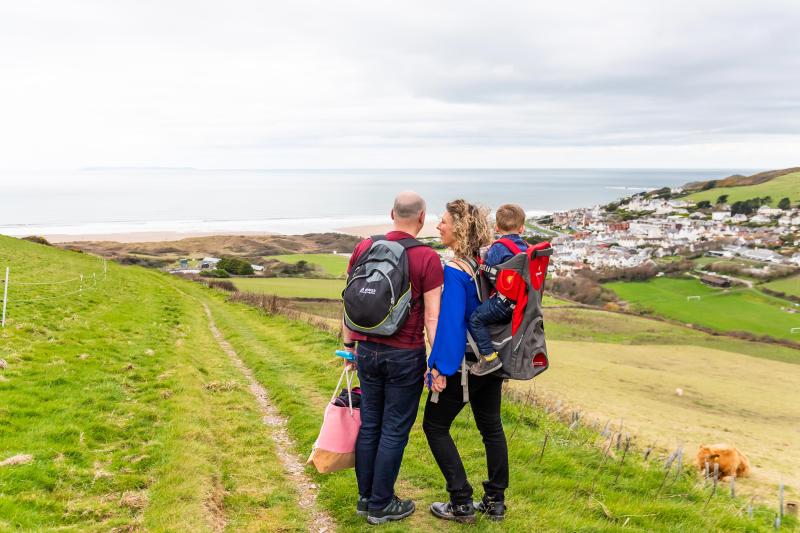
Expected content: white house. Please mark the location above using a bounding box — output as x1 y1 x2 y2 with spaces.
749 215 771 224
201 257 221 269
711 211 731 221
757 206 783 217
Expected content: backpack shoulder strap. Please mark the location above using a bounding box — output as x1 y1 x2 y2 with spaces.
369 234 387 243
495 237 522 255
397 237 428 250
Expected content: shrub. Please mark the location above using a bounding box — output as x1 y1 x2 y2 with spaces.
206 279 236 291
217 257 254 275
201 268 231 278
778 197 792 210
22 235 51 246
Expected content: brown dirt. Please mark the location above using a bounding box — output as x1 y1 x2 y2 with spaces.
202 303 335 533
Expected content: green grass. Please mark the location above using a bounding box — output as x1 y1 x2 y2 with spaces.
685 170 800 206
763 275 800 298
2 234 795 531
232 277 345 299
268 253 349 277
606 276 800 342
0 235 308 531
183 285 787 531
544 305 800 365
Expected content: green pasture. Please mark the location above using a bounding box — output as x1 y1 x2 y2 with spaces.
0 235 307 531
605 276 800 341
268 253 349 277
685 170 800 206
3 234 794 530
233 277 345 299
763 275 800 298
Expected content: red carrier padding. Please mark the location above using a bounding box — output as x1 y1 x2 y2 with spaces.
492 240 552 335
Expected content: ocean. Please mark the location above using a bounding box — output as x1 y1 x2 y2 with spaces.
0 168 756 237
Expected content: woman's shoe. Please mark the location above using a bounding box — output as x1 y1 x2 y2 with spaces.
474 497 506 521
430 501 476 523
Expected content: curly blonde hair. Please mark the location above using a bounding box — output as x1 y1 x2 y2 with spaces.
445 199 493 259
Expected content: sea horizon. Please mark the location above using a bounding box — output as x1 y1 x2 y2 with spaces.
1 167 759 239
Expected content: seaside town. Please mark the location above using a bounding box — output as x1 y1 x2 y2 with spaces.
532 187 800 278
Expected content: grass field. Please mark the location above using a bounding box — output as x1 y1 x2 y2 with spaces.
685 170 800 206
514 340 800 499
606 276 800 341
763 275 800 298
0 235 307 531
232 277 345 299
268 253 349 277
3 234 793 530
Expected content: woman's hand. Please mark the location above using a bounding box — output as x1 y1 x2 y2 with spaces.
428 367 447 393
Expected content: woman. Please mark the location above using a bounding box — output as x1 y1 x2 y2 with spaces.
423 199 508 523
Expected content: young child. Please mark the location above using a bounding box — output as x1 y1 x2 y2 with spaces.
468 204 528 376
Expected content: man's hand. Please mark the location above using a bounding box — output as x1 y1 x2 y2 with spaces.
426 367 447 393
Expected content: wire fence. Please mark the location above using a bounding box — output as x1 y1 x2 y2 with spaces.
1 257 108 327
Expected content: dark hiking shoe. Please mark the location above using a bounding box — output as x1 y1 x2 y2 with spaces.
474 497 506 521
470 352 502 376
356 496 369 516
367 496 415 525
430 501 476 524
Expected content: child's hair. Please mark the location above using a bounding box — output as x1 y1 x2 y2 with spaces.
495 204 526 232
445 199 493 259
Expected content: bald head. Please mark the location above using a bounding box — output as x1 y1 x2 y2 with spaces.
392 191 426 220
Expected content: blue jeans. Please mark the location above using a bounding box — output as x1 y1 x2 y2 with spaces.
355 341 427 511
467 296 513 355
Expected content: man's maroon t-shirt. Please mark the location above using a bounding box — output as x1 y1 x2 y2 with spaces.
346 231 444 349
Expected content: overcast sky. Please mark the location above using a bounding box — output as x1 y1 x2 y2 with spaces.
1 0 799 170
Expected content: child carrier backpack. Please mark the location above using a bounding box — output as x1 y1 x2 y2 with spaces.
473 239 553 380
342 235 428 337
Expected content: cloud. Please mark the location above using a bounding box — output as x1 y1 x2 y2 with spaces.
0 0 798 169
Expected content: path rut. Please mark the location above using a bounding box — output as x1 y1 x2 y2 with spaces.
202 303 335 533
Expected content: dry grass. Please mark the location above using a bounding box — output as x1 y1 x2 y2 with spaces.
512 340 800 499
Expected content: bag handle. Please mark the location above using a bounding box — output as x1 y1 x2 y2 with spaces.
331 365 357 416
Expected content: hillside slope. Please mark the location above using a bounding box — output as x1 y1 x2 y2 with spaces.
1 235 793 531
685 169 800 206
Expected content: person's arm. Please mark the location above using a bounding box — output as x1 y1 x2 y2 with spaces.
423 285 442 350
427 267 468 377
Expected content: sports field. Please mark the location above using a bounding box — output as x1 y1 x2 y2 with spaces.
268 253 349 277
232 277 345 299
762 275 800 298
606 277 800 341
685 170 800 206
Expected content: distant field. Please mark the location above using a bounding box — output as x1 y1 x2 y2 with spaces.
685 170 800 206
517 339 800 498
606 277 800 341
762 275 800 298
233 277 344 299
268 253 349 277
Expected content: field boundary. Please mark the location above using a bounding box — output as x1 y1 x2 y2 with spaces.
201 303 335 533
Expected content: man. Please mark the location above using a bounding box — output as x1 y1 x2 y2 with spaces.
343 191 443 525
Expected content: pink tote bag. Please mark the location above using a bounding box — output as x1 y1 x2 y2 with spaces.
307 366 361 473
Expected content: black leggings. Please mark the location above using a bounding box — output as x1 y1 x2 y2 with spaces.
422 370 509 505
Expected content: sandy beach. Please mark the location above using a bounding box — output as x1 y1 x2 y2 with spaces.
44 230 277 244
334 220 440 239
40 222 440 244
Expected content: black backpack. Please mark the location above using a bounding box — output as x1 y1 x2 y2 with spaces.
342 235 427 337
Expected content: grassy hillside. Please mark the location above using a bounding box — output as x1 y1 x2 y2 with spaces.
606 277 800 342
2 235 794 531
0 236 308 531
685 170 800 206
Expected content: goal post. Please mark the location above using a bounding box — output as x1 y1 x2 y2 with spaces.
791 327 800 334
686 295 701 302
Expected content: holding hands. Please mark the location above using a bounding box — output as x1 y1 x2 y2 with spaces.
426 367 447 393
